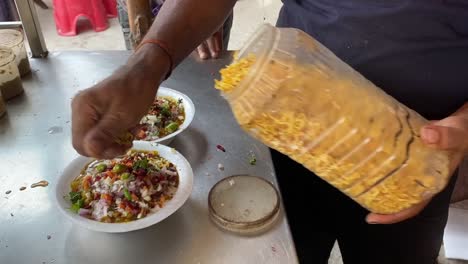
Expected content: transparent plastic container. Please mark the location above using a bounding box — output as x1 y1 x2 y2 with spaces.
209 175 280 235
0 92 5 118
0 29 31 77
0 47 24 101
217 24 451 214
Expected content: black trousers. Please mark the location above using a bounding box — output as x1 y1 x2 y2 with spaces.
272 149 457 264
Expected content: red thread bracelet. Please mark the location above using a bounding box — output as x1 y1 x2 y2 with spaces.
136 39 173 80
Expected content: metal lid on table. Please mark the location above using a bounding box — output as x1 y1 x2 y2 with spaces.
208 175 280 235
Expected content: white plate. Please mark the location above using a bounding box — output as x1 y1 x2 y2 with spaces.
136 87 195 145
55 141 194 233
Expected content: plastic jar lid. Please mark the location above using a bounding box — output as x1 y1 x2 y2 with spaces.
208 175 280 235
0 47 15 67
0 29 24 48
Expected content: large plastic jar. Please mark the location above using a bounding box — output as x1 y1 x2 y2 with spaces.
215 24 451 214
0 29 31 77
0 47 24 101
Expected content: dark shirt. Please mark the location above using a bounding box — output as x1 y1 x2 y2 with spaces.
277 0 468 119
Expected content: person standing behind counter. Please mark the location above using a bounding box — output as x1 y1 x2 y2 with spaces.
116 0 232 59
71 1 468 263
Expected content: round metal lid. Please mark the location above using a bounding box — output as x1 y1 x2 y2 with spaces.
0 29 24 48
208 175 280 235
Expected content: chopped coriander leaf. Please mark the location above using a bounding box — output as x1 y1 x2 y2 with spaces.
133 158 149 170
69 191 82 203
71 198 84 213
161 106 171 116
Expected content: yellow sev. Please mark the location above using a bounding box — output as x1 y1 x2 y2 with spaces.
215 54 256 93
212 52 448 214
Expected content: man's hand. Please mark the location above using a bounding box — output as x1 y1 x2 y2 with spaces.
366 103 468 224
71 45 170 159
196 28 224 59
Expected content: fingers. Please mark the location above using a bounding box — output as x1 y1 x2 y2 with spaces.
205 38 219 58
196 29 224 60
421 116 468 152
366 199 430 224
71 91 99 157
196 42 210 60
208 31 223 58
83 112 134 159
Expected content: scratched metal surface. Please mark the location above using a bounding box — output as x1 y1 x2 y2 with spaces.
0 51 298 264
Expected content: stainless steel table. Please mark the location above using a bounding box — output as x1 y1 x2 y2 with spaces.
0 51 298 264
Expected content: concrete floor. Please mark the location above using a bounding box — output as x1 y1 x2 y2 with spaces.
35 1 467 263
36 0 281 51
36 0 126 50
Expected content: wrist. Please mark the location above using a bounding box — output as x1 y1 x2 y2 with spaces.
127 44 171 83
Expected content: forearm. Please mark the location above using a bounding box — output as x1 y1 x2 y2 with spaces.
133 0 236 72
454 102 468 117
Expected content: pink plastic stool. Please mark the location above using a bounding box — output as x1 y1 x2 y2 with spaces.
53 0 109 36
103 0 117 18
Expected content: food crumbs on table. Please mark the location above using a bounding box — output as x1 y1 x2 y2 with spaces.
171 148 176 154
10 213 13 217
249 152 257 165
31 180 49 188
47 235 51 240
205 172 211 177
19 187 26 191
5 190 11 195
216 144 226 152
217 163 224 171
271 246 277 252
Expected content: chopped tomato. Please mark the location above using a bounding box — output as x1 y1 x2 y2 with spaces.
105 171 115 178
136 129 146 140
101 193 113 204
131 193 139 201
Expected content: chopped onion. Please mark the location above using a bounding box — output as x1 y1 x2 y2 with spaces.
161 168 177 177
78 208 92 216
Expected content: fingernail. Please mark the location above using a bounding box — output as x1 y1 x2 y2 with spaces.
211 51 219 58
365 215 379 224
200 52 208 59
422 127 439 144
